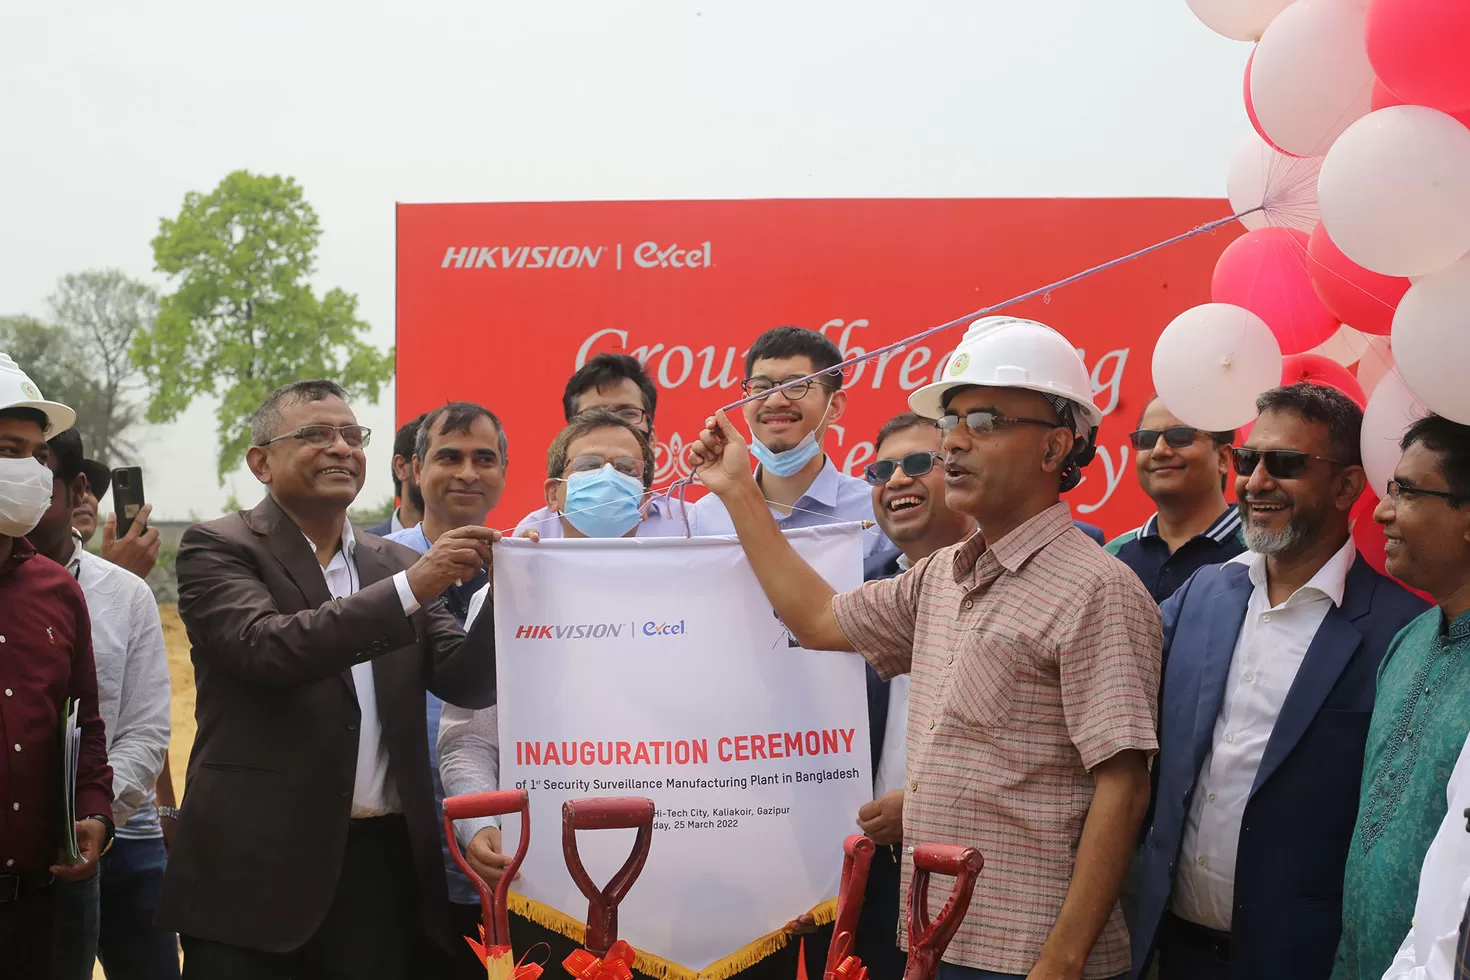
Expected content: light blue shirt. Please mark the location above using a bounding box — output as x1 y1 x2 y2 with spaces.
383 521 479 907
690 456 890 558
513 491 693 539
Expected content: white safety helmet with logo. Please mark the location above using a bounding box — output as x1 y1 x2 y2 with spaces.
0 352 75 435
909 316 1102 491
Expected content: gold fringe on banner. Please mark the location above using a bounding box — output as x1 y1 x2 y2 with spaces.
506 892 839 980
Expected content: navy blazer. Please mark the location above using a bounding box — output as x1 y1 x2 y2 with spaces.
1131 554 1427 980
862 548 905 772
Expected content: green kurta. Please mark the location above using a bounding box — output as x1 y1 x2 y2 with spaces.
1332 607 1470 980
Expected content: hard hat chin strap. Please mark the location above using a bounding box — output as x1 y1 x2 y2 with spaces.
1059 427 1097 494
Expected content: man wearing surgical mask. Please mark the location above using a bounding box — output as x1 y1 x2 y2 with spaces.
0 353 115 978
690 326 887 557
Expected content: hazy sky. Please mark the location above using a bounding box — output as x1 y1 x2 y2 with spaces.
0 1 1250 520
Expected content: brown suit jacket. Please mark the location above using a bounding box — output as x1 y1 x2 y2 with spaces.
156 496 496 952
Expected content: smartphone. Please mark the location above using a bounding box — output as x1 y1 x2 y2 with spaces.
111 466 146 537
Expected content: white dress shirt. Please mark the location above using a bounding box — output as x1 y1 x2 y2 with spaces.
1172 536 1357 930
307 519 421 818
513 491 692 540
1383 731 1470 980
437 585 500 843
68 539 171 838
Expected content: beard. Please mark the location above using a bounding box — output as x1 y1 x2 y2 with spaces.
405 480 425 513
1242 502 1326 556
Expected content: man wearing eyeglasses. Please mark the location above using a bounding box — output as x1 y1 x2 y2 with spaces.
514 353 688 538
157 380 502 980
1334 413 1470 980
689 317 1162 980
1131 383 1427 980
690 327 888 558
1106 396 1244 604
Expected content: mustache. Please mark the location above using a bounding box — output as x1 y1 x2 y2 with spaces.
1242 492 1291 505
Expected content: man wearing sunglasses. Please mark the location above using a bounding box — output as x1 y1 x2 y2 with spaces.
690 327 887 557
1334 413 1470 980
158 380 502 980
1132 383 1427 980
689 317 1162 980
1106 396 1244 603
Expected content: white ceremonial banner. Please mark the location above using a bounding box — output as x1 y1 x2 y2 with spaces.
494 523 871 977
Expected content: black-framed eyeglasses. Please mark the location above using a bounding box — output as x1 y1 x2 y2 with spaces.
863 451 942 486
1129 426 1205 451
1385 479 1464 506
607 406 649 426
565 454 646 479
740 376 836 400
260 424 372 449
1232 447 1346 480
937 411 1067 435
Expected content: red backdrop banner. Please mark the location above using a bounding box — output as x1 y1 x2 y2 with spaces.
395 198 1239 539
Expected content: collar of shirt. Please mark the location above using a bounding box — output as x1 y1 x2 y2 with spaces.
388 521 432 555
302 517 357 571
0 533 38 577
1139 504 1242 544
755 455 843 512
389 508 404 534
950 501 1074 582
897 552 913 572
1442 607 1470 641
67 532 85 579
1228 534 1356 608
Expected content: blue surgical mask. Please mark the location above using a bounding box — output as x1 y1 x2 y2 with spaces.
749 398 832 478
560 464 645 538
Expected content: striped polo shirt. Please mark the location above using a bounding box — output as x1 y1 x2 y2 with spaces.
1105 505 1246 604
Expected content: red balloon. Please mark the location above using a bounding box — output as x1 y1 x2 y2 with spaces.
1367 0 1470 115
1244 49 1306 158
1212 227 1340 354
1280 353 1367 406
1305 222 1411 336
1351 491 1434 602
1371 77 1470 127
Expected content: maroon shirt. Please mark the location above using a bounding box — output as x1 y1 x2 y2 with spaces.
0 536 112 874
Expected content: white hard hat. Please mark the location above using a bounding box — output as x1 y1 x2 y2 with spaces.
908 317 1103 431
0 353 76 436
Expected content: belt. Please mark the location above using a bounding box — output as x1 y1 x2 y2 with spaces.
0 872 55 903
1164 912 1231 962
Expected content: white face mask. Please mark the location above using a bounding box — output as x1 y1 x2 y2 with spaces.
0 456 56 537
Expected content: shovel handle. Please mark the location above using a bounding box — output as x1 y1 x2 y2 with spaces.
443 790 531 948
902 844 984 980
826 834 876 979
562 797 656 957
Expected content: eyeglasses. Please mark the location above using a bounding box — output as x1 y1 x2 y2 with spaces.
740 376 836 400
936 411 1066 435
1231 448 1346 480
1385 480 1464 506
565 454 646 479
607 406 649 426
261 424 372 449
1129 427 1205 451
863 451 942 486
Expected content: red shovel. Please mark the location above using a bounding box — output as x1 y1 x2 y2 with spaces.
902 844 984 980
444 789 533 974
561 797 656 960
825 834 876 980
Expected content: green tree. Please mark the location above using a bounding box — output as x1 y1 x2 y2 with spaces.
0 315 72 401
132 170 395 481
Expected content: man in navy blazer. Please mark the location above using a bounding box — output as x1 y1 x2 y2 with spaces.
1131 384 1427 980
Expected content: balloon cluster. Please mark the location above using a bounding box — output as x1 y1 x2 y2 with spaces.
1166 0 1470 573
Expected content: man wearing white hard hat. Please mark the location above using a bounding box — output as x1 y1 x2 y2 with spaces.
0 353 115 979
689 317 1162 980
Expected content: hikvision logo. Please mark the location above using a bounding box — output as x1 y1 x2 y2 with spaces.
515 623 624 639
441 241 712 271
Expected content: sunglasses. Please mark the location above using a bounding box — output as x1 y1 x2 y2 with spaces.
936 411 1066 434
863 451 942 486
1129 426 1204 451
1231 448 1346 480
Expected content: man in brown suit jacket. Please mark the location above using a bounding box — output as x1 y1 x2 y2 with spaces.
157 380 503 980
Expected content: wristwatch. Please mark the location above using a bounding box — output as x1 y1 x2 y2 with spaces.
82 813 116 856
158 806 180 821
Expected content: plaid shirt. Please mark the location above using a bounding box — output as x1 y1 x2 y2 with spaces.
832 502 1162 977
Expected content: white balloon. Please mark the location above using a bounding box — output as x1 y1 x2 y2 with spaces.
1360 369 1430 496
1188 0 1296 41
1227 131 1322 232
1391 255 1470 423
1306 324 1370 367
1153 303 1284 431
1355 334 1394 397
1318 107 1470 277
1250 0 1373 156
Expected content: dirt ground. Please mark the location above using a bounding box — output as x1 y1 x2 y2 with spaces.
161 603 194 799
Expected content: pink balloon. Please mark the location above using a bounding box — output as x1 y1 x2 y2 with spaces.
1244 49 1303 158
1367 0 1470 114
1280 352 1367 406
1355 335 1395 397
1305 222 1411 336
1371 78 1470 126
1212 227 1340 354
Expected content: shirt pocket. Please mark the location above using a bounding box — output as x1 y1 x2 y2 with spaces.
940 632 1018 729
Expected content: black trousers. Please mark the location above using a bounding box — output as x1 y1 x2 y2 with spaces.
0 877 58 980
1155 913 1231 980
180 816 424 980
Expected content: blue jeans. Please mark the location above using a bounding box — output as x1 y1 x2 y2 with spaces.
98 836 180 980
936 964 1125 980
